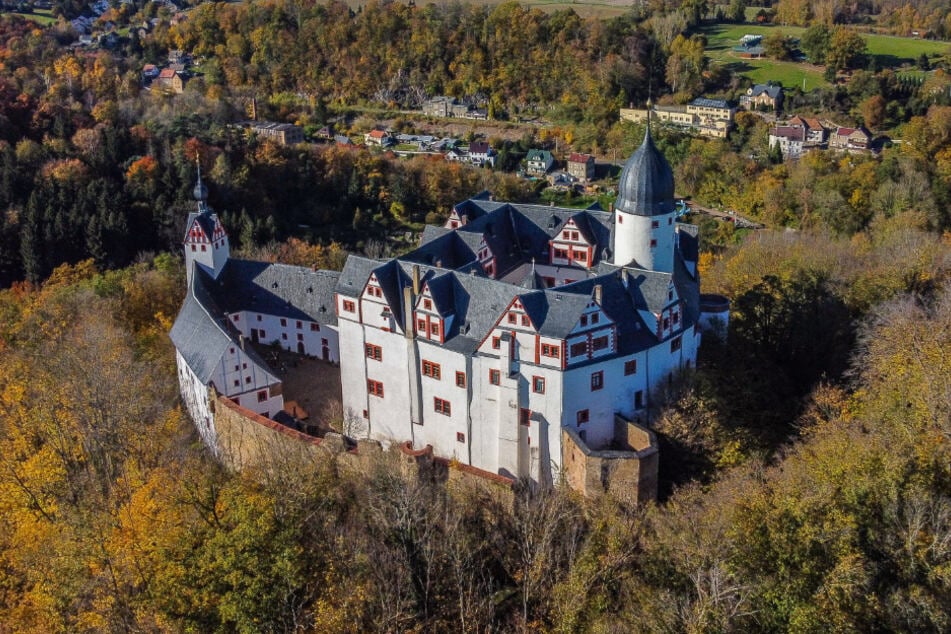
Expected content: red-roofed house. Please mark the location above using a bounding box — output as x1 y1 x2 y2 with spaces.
364 129 393 146
830 126 871 151
567 153 596 181
155 68 185 94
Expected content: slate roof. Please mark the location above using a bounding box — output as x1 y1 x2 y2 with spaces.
526 149 553 163
750 84 783 99
210 259 340 326
690 98 730 109
170 268 279 387
615 129 676 217
185 210 216 241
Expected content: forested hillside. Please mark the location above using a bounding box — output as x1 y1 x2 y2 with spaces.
0 219 947 631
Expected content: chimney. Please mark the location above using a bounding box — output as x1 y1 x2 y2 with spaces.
239 334 246 351
412 265 421 295
620 269 629 287
403 286 414 340
594 284 602 305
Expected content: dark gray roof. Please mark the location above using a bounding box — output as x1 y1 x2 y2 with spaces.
211 260 339 326
751 83 783 99
615 128 675 217
170 269 279 387
691 97 730 109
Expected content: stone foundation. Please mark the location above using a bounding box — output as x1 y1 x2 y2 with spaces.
561 415 658 505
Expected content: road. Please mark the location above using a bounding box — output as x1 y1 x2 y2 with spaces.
680 201 764 229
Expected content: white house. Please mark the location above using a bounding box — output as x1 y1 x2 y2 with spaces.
172 128 721 489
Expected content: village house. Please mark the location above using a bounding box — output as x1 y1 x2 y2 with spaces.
245 122 304 146
769 126 806 159
155 68 186 94
526 149 555 176
620 98 734 139
171 128 729 500
787 116 827 145
467 141 495 167
567 153 596 182
741 83 784 112
364 129 393 147
829 126 872 152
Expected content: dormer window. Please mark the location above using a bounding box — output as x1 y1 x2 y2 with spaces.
424 299 432 310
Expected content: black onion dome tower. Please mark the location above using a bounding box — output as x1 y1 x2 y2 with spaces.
611 118 678 272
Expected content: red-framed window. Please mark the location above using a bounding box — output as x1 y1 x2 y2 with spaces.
592 336 609 351
521 315 530 326
491 336 501 350
591 371 604 391
424 299 432 310
532 376 545 394
422 360 441 380
577 409 589 424
367 379 384 397
455 372 466 388
624 359 637 375
280 318 287 327
310 323 320 331
431 322 440 336
434 397 451 416
257 390 268 402
365 343 382 361
508 313 517 324
541 343 560 358
457 432 465 442
570 342 587 357
296 320 302 329
489 369 501 385
342 300 355 312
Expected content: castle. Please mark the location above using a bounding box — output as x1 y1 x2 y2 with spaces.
171 129 727 498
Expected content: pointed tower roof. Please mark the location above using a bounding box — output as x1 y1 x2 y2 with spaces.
193 160 209 211
614 125 675 217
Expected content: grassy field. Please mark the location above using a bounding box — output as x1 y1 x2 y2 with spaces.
698 22 950 90
7 9 57 26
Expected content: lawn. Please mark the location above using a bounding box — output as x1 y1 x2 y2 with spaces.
8 9 57 26
697 22 951 90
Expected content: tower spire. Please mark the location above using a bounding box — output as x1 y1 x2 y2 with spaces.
193 158 209 213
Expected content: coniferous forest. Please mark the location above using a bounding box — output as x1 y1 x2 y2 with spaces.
0 0 950 630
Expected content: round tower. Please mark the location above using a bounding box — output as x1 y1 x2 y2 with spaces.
611 126 676 272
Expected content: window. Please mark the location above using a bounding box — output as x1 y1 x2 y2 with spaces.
541 344 560 358
257 390 268 403
650 239 657 247
673 312 680 325
424 299 432 310
233 379 240 387
434 397 451 416
234 365 239 371
242 363 248 369
519 408 531 426
422 360 441 380
296 321 302 329
342 300 355 313
245 377 252 384
297 333 303 341
574 251 587 262
457 432 466 442
191 244 196 251
591 313 600 324
521 315 530 326
365 344 382 361
282 333 288 340
489 369 501 385
232 315 239 322
663 317 670 330
200 244 206 252
651 220 659 228
591 371 604 391
492 336 501 350
624 359 637 375
570 342 587 357
455 372 466 388
508 313 517 324
280 318 287 327
430 323 439 336
617 215 623 224
257 315 262 321
580 315 588 326
576 409 589 424
635 390 644 409
532 376 545 394
671 336 682 352
310 323 319 331
554 248 568 259
367 379 384 397
592 336 609 351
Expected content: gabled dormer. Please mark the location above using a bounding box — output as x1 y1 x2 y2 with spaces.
414 278 454 343
476 236 496 277
657 280 683 339
549 216 594 268
565 285 617 363
500 296 536 332
361 272 397 331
